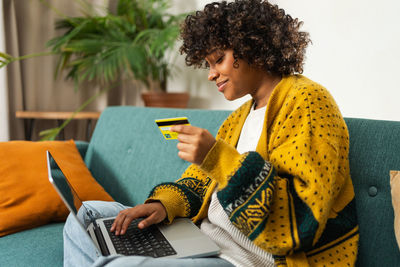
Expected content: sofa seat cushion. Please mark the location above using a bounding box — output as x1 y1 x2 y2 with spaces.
0 223 64 267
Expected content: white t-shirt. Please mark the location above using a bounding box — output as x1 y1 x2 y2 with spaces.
200 104 275 267
236 104 266 154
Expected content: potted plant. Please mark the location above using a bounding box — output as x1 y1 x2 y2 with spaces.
1 0 189 140
47 0 189 107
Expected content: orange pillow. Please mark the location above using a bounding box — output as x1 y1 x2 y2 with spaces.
391 170 400 250
0 140 114 236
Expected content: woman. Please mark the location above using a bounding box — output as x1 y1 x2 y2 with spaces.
64 1 359 266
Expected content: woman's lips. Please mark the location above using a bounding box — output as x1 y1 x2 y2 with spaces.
217 80 228 92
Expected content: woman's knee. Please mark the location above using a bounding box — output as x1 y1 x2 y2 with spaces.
77 201 129 223
64 211 83 238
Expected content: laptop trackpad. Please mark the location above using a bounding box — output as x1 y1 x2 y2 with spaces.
159 218 204 241
158 218 220 258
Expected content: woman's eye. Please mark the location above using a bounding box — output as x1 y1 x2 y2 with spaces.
216 56 224 64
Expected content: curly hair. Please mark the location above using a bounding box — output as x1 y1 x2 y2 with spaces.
179 0 311 75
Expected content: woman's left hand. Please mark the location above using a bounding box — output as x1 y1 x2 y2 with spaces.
170 125 216 165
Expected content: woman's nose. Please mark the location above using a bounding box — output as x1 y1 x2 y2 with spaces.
208 67 219 81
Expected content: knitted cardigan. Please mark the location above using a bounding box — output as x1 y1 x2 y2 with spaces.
147 75 359 266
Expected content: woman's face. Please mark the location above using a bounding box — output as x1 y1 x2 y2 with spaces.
205 49 267 101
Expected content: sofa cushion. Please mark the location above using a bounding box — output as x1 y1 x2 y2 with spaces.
0 223 64 266
85 107 231 206
0 140 114 236
345 118 400 266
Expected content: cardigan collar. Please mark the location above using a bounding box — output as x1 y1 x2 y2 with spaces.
231 75 299 160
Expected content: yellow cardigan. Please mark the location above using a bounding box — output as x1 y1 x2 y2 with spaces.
148 75 359 266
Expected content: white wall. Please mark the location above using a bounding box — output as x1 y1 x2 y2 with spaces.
170 0 400 121
1 0 399 132
168 0 252 110
271 0 400 121
0 0 10 141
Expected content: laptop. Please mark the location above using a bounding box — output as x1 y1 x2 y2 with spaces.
46 150 220 258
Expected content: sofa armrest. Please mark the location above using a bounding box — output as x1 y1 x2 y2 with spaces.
74 140 89 160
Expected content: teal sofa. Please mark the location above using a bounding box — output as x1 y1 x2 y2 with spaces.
1 106 400 266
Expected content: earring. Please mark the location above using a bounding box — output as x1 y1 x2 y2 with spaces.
233 58 239 68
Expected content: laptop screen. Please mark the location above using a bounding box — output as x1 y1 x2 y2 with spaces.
47 151 94 221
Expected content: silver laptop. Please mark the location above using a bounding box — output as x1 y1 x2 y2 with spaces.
46 150 220 258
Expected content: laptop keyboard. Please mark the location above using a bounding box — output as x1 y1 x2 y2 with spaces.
104 219 177 257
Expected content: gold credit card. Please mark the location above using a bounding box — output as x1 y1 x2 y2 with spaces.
155 117 190 140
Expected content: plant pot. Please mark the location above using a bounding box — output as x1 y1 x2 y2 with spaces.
141 92 190 108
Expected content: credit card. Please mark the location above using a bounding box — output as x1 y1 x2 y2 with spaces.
155 117 190 140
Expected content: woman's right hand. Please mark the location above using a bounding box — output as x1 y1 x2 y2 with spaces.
110 201 167 235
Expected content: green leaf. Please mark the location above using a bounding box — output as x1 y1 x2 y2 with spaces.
39 127 61 141
0 52 13 60
45 0 186 92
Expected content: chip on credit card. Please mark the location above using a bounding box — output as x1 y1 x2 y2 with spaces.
155 117 190 140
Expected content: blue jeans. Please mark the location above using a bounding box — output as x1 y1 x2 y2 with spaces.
63 201 234 267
